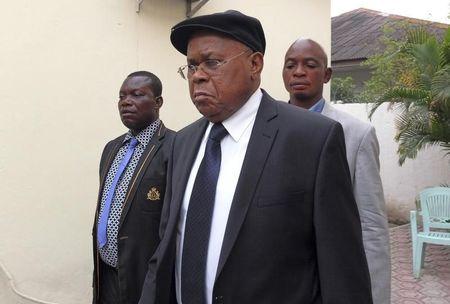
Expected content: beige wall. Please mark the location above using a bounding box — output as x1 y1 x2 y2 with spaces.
334 103 450 223
0 0 330 303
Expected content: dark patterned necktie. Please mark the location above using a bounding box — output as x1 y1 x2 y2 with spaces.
181 123 228 304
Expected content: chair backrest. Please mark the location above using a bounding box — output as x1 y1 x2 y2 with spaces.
419 187 450 232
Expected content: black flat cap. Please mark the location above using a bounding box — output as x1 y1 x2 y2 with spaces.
170 10 266 55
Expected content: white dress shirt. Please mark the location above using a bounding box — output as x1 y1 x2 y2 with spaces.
175 89 263 304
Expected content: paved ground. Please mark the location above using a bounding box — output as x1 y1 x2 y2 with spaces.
391 224 450 304
1 224 449 304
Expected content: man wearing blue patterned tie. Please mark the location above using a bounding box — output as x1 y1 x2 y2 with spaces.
92 71 175 304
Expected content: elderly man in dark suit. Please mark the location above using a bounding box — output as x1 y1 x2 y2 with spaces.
92 71 175 304
139 11 372 304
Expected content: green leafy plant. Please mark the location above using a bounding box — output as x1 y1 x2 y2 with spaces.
358 22 421 103
369 27 450 165
330 76 356 103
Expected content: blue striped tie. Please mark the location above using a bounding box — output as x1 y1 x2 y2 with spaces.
97 138 138 248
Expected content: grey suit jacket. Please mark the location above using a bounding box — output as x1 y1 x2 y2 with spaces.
322 102 391 304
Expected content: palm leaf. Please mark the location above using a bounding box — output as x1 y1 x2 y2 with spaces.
393 105 449 165
366 27 450 165
440 27 450 66
368 87 429 118
441 142 450 157
406 27 432 45
382 87 428 106
411 39 441 83
431 67 450 103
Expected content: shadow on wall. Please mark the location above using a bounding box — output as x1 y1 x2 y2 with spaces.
386 199 413 225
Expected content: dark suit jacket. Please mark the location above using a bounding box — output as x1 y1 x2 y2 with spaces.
139 92 372 304
92 122 175 304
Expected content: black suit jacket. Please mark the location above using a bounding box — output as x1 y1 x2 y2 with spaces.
139 92 372 304
92 122 175 304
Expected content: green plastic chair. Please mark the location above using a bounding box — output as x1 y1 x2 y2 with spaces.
410 187 450 278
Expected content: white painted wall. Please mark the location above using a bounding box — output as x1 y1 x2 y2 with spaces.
334 103 450 223
0 0 331 303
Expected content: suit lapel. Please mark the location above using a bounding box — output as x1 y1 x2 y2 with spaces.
118 123 166 229
321 101 337 120
216 91 279 278
166 119 209 236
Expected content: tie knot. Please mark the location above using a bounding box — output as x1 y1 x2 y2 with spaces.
209 123 228 142
128 137 138 149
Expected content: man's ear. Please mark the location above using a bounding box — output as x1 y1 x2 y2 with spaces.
324 67 332 84
249 52 264 79
155 96 163 109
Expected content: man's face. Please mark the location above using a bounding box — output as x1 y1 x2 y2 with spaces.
282 40 331 105
185 33 256 123
118 76 162 133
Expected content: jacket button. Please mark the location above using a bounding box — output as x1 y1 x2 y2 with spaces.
214 295 224 304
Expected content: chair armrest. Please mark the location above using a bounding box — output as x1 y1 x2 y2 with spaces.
410 210 418 240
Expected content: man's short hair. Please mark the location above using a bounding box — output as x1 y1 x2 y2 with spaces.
126 71 162 97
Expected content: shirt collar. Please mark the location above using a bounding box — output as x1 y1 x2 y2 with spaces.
308 98 325 113
124 119 161 147
220 88 262 142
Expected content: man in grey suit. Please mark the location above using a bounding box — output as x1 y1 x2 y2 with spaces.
282 38 391 304
139 10 373 304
